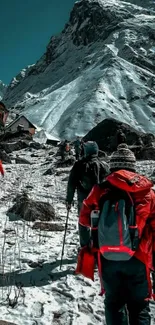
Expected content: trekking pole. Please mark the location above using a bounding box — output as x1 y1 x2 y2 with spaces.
60 209 70 270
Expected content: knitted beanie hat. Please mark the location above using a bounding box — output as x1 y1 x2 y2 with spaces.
110 144 136 172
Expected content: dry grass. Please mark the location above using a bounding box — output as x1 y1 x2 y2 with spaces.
32 221 64 231
0 321 17 325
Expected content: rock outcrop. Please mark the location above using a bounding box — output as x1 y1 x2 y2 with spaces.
84 117 155 160
0 150 11 163
84 118 147 151
7 192 55 222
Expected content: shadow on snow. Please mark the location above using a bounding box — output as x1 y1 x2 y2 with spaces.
0 257 77 288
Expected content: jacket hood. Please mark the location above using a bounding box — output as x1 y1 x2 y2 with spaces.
106 170 153 193
84 141 99 157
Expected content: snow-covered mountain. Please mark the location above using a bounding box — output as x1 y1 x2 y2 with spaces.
121 0 155 10
0 81 7 100
3 0 155 139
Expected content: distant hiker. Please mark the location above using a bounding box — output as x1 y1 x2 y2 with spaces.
59 140 69 161
116 128 126 146
65 140 70 154
74 136 81 160
146 133 154 147
137 136 143 146
59 141 65 161
66 141 109 214
78 143 155 325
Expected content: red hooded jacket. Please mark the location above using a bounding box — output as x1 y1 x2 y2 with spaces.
0 160 4 176
79 170 155 293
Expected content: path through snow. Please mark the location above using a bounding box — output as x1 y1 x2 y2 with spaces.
0 149 154 324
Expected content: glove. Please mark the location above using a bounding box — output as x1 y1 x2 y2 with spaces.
66 202 71 211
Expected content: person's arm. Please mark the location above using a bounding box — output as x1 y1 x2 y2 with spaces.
149 191 155 297
0 160 4 176
79 185 102 246
149 191 155 269
66 162 79 207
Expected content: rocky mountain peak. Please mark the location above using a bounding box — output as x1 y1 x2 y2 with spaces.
3 0 155 140
67 0 132 46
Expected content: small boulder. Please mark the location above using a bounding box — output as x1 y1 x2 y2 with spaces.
7 192 55 222
48 150 55 156
15 156 31 164
0 140 28 153
29 142 43 150
0 150 11 163
43 168 54 175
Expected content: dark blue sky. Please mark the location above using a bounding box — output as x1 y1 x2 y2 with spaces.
0 0 76 84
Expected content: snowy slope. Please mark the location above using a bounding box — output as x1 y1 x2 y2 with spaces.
121 0 155 10
0 81 7 100
3 0 155 139
0 148 154 324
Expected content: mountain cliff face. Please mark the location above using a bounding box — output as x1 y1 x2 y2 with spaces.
0 81 7 100
3 0 155 139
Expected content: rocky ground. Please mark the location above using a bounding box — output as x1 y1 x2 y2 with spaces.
0 143 154 324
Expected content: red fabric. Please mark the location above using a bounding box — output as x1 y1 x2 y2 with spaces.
97 251 105 296
106 170 153 193
79 170 155 297
75 246 95 281
0 160 4 176
100 245 134 256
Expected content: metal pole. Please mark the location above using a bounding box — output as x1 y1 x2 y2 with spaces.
60 209 70 270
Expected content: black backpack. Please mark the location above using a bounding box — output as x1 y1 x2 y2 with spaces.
79 158 108 192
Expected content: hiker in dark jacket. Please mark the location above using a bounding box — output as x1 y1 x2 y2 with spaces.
59 140 68 161
78 144 155 325
66 141 109 214
116 129 126 146
74 136 81 160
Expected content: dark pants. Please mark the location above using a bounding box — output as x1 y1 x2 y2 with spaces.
101 256 150 325
75 151 80 160
61 152 64 161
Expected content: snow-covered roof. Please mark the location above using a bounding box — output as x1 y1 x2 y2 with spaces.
6 115 36 129
33 128 60 144
44 131 60 142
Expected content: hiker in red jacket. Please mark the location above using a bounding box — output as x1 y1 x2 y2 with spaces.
78 144 155 325
0 160 4 176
